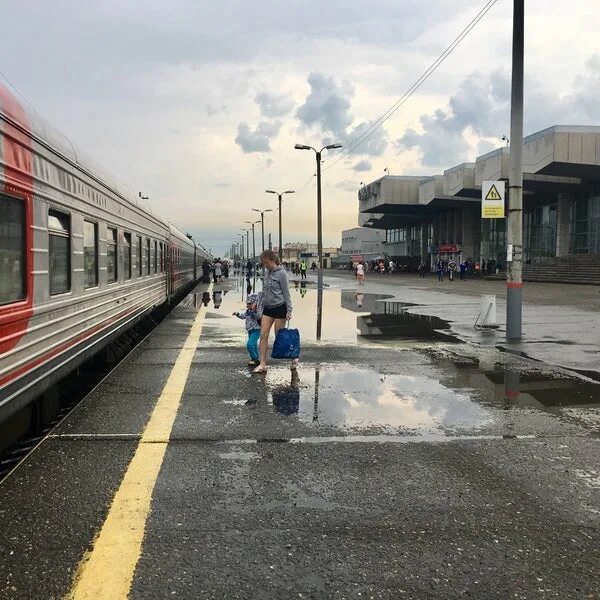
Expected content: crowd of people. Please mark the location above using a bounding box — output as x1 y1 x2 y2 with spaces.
348 256 503 283
430 258 503 282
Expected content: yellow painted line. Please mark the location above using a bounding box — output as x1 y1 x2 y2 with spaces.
66 285 212 600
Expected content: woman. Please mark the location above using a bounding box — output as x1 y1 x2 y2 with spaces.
253 250 293 373
356 261 365 285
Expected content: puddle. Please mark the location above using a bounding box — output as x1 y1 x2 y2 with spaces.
263 365 493 432
190 277 456 344
256 361 600 435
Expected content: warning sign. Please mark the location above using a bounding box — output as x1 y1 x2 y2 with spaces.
482 180 505 219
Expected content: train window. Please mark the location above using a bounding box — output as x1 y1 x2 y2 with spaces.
123 232 132 280
48 209 71 295
146 239 151 275
83 221 98 288
160 243 164 272
154 240 158 274
0 195 26 304
137 235 142 277
107 227 117 283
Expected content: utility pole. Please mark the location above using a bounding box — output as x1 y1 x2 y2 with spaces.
266 189 295 262
268 233 272 250
252 208 273 253
506 0 524 340
245 220 259 265
294 142 342 341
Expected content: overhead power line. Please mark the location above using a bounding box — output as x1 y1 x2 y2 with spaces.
325 0 502 171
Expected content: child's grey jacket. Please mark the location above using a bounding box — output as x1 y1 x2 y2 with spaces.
234 293 263 331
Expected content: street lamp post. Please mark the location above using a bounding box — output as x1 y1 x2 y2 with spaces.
241 229 250 267
236 234 245 262
245 220 260 266
265 189 295 261
294 143 342 289
294 142 342 340
252 208 274 253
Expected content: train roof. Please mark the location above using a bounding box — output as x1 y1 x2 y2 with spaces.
0 84 160 219
1 84 213 258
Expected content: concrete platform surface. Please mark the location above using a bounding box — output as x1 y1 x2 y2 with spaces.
0 276 599 600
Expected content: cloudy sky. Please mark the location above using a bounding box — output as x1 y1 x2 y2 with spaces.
1 0 599 254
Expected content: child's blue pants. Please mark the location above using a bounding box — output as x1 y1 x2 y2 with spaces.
247 329 260 361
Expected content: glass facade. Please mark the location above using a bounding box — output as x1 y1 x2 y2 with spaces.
480 219 506 262
573 184 600 254
386 226 422 256
524 196 557 262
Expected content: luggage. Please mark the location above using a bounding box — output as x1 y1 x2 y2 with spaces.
271 326 301 359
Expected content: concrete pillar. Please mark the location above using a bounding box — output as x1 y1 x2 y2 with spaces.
556 192 572 257
462 207 480 260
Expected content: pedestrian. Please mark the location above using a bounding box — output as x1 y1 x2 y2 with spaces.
253 250 294 374
233 292 263 367
201 258 211 283
388 259 395 275
246 259 253 277
300 260 307 280
459 260 467 280
436 259 444 282
419 262 427 278
213 258 223 283
448 260 457 281
481 260 486 277
356 261 365 285
223 261 229 279
475 261 481 277
311 261 317 272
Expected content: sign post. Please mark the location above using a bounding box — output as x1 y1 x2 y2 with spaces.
482 181 506 219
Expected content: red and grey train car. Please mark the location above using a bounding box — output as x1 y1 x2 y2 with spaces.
0 84 210 426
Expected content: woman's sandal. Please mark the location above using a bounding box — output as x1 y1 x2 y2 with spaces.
252 365 268 374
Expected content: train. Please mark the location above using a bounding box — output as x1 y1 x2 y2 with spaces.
0 83 211 429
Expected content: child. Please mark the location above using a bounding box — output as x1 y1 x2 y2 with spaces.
233 293 263 366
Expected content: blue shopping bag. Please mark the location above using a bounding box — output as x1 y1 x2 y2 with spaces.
271 326 301 359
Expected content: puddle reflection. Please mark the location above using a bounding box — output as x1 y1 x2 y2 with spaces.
192 277 456 344
266 365 491 431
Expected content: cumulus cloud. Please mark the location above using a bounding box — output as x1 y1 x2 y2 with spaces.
235 121 281 153
255 91 295 117
397 69 510 168
352 159 372 172
296 72 388 157
397 56 600 169
297 72 353 139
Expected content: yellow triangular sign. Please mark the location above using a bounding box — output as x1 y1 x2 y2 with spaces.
485 184 502 201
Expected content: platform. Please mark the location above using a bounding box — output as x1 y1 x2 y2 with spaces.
1 276 599 599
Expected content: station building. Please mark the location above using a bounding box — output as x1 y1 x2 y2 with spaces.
337 227 386 266
358 126 600 276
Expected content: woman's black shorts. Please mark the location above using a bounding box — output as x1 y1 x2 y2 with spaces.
262 303 287 319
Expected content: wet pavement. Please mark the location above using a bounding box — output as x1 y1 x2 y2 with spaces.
324 270 600 378
1 274 599 599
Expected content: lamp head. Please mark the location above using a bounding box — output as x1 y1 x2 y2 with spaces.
295 144 311 150
284 190 295 194
325 143 342 150
265 189 276 194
